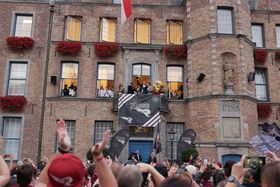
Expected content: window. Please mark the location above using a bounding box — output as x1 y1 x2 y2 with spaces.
14 14 33 37
65 16 82 41
60 62 78 96
167 66 183 99
56 120 76 152
255 69 268 101
166 20 183 44
166 123 184 160
97 64 115 97
252 24 264 48
134 19 151 44
276 25 280 48
112 0 121 3
94 121 113 145
100 18 117 42
8 62 28 96
132 64 151 91
2 118 22 160
217 8 233 34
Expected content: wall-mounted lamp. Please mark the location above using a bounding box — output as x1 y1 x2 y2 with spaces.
197 73 206 82
51 75 57 85
247 72 255 82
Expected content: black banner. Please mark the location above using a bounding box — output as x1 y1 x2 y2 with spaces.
262 122 280 141
177 129 197 162
118 94 161 127
109 129 130 158
154 125 162 154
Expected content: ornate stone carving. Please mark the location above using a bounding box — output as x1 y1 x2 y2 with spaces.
221 100 240 113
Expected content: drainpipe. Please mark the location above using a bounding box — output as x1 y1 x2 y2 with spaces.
37 2 54 163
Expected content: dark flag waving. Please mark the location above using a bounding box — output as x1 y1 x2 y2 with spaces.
177 129 197 162
154 124 162 154
109 129 130 159
118 94 161 127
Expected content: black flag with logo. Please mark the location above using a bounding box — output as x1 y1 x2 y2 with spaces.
177 129 197 162
262 122 280 141
154 124 162 154
109 129 130 159
118 94 161 127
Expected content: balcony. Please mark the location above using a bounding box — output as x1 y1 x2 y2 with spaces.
112 94 170 115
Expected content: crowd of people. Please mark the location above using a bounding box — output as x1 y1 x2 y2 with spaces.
0 120 279 187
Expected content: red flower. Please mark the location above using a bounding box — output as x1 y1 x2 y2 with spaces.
257 104 272 119
56 41 82 55
0 96 26 112
94 42 120 57
6 36 34 51
254 49 267 64
163 45 188 60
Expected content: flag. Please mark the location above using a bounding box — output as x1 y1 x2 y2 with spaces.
154 124 162 154
177 129 197 163
121 0 132 24
109 129 130 159
118 94 161 127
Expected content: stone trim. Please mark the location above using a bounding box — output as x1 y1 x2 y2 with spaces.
195 142 251 148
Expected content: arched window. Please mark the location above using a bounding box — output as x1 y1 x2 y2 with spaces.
132 64 151 92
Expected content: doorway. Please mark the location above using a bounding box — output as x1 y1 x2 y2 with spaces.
129 140 153 163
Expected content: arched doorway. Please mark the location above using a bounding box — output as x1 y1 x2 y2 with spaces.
222 154 241 166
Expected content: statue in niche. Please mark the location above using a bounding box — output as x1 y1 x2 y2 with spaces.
223 62 234 86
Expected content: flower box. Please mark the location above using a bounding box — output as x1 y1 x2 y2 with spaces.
94 42 120 57
257 103 272 119
254 49 267 64
163 45 188 60
0 96 27 112
56 41 82 55
275 51 280 62
6 36 34 51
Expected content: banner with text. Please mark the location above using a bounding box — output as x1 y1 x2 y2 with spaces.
118 94 161 127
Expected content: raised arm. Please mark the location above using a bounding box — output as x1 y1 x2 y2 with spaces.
91 130 118 187
36 119 70 187
0 137 10 186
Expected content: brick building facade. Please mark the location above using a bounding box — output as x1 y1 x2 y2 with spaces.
0 0 280 163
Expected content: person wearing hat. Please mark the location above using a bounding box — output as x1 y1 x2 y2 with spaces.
35 120 117 187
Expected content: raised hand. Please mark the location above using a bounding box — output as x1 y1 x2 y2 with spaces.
56 119 71 151
91 130 111 158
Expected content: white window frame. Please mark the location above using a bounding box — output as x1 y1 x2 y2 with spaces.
13 14 33 37
252 24 264 48
2 117 22 160
276 25 280 48
7 62 28 96
217 8 234 34
255 68 268 101
166 123 184 160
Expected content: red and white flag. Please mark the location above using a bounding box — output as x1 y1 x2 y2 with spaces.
121 0 132 25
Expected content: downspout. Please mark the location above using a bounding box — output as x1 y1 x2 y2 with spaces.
37 2 54 163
